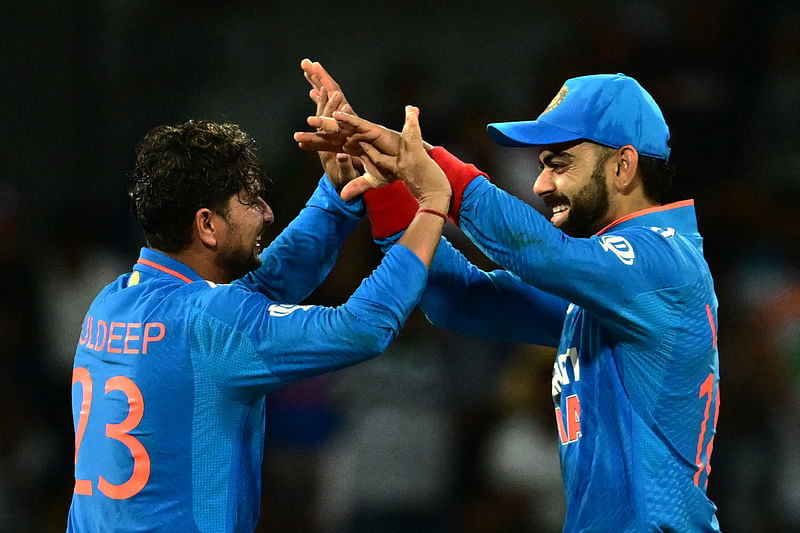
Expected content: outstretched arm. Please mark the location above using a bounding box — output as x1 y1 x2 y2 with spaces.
421 237 567 346
205 107 453 402
233 60 367 301
235 176 363 303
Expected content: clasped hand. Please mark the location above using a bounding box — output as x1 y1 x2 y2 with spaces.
295 59 449 209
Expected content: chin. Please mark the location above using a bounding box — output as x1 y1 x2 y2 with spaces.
221 256 263 282
245 256 262 275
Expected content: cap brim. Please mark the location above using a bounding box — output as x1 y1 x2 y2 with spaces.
487 120 582 148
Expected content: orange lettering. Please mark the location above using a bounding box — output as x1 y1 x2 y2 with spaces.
142 323 165 354
566 394 582 442
94 320 108 352
108 322 124 354
555 395 582 445
72 367 94 495
98 376 151 499
86 316 95 349
555 406 568 444
124 323 141 354
79 316 91 346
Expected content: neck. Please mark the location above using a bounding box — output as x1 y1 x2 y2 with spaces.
157 244 229 284
606 188 658 227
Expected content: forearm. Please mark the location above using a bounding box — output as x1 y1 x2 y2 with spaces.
421 237 566 346
396 195 449 267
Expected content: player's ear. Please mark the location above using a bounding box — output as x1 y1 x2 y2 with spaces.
195 208 218 248
613 145 639 193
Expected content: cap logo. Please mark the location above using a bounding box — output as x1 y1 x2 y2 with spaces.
540 85 569 116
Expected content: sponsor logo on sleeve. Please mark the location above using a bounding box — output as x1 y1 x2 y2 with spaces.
650 226 675 238
268 304 312 317
598 235 635 265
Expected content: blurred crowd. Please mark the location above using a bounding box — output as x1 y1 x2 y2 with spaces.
2 1 799 531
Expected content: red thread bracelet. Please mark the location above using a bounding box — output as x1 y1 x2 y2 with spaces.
416 208 448 222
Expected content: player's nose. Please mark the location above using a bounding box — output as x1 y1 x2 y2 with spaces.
533 170 554 197
258 197 274 225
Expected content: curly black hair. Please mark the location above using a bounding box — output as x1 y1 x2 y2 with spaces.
127 120 267 252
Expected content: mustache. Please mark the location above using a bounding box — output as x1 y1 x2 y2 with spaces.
543 193 570 210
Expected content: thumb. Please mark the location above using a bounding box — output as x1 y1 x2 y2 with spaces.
339 156 390 201
340 177 375 201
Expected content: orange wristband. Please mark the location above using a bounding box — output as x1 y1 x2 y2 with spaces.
416 208 447 222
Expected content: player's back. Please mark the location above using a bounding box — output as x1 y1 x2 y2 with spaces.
67 267 234 532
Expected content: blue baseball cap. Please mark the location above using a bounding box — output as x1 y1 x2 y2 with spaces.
487 73 671 160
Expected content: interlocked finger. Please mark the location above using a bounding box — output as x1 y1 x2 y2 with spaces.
307 116 340 133
358 142 395 175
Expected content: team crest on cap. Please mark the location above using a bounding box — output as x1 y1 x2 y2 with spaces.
540 85 569 116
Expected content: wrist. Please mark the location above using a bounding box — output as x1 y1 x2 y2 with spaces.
416 207 448 223
428 146 486 226
364 181 419 239
417 194 451 217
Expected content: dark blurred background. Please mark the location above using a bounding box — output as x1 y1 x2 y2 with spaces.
2 1 799 531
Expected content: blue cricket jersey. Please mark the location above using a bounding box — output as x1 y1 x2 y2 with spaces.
416 176 721 532
67 177 428 532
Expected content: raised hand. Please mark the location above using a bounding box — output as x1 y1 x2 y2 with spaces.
297 58 360 154
352 106 450 214
297 58 396 196
301 59 353 116
298 59 361 190
313 88 361 189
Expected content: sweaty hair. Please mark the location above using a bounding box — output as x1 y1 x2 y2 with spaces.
594 144 675 204
128 120 266 252
637 155 675 204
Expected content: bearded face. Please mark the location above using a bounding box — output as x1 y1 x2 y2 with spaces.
535 143 615 238
555 156 611 238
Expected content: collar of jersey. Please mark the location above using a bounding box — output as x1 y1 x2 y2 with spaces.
133 247 204 284
595 199 697 236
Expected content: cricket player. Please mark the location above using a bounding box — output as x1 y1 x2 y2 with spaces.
296 62 721 532
67 105 450 532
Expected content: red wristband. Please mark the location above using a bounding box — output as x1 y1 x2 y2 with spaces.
416 208 447 222
428 146 487 226
363 180 419 239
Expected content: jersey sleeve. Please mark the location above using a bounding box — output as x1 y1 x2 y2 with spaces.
235 175 364 302
458 178 691 340
422 237 567 346
191 244 426 403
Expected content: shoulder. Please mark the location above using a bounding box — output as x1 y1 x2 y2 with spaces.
601 225 710 290
183 280 268 316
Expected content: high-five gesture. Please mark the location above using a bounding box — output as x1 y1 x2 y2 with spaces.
299 59 361 190
301 58 353 115
351 105 449 215
385 105 450 267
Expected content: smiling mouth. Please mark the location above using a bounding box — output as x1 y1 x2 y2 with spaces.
550 204 570 226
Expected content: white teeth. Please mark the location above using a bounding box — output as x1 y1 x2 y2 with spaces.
552 205 569 214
